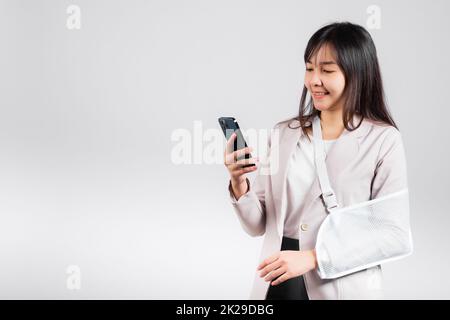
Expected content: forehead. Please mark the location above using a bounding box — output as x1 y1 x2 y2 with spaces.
306 44 337 65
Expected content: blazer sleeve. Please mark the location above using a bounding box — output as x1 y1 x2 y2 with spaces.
315 127 413 279
227 124 278 237
370 127 409 197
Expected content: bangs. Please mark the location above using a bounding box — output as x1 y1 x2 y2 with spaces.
304 40 338 66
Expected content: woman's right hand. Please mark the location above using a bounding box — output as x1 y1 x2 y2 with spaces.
224 132 259 199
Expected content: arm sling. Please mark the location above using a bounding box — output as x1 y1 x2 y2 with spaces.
311 115 413 279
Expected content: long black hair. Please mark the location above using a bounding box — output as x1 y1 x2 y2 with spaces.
290 21 398 137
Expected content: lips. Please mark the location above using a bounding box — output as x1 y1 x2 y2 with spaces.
312 91 329 98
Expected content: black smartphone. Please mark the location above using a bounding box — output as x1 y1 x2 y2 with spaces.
218 117 255 168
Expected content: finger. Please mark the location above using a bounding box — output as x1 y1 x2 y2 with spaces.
233 147 253 161
259 259 281 278
224 152 237 166
260 259 283 278
235 157 259 167
257 252 279 271
233 165 258 176
271 273 291 286
225 132 237 155
265 266 286 282
225 147 254 166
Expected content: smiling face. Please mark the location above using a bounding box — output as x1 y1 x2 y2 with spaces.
304 43 346 112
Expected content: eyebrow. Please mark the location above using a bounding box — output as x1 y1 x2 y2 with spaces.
306 60 337 66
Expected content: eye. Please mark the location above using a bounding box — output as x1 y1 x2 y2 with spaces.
306 68 313 72
323 70 334 73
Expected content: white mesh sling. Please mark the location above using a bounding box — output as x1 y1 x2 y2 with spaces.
312 115 413 279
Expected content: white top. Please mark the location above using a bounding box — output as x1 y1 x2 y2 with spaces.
284 133 337 239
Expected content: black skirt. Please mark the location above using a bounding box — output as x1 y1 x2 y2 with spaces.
265 236 309 300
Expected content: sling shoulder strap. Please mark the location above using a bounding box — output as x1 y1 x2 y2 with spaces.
312 115 339 213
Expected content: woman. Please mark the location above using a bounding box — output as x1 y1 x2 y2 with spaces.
223 21 413 300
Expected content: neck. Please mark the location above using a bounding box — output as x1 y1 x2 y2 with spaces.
318 109 345 140
320 110 344 131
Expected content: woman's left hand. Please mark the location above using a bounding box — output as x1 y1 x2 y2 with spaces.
257 250 318 286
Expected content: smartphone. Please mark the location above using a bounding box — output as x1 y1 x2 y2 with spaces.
218 117 255 168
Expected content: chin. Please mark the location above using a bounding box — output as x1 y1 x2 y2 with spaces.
313 104 331 111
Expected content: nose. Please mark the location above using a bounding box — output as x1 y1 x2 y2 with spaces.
310 69 323 87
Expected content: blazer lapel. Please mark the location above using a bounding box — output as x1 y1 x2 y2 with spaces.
271 114 371 236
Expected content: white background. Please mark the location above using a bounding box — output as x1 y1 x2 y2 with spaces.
0 0 448 299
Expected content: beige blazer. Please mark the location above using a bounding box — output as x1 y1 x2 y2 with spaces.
228 114 410 299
